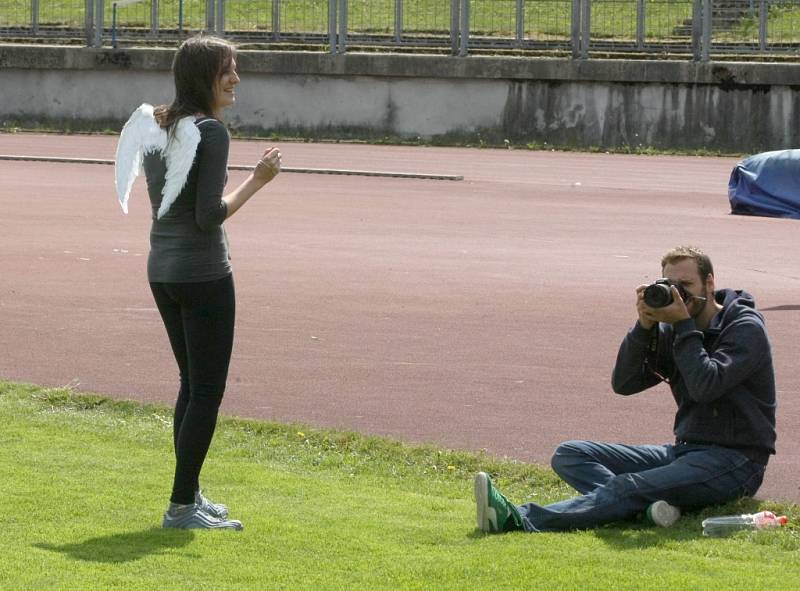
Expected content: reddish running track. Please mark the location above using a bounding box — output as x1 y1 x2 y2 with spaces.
1 133 798 502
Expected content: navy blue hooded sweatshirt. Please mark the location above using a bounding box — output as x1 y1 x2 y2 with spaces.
612 288 776 465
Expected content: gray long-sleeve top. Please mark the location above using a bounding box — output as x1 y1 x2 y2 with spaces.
143 117 230 283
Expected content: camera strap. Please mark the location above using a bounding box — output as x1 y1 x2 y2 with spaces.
644 324 671 385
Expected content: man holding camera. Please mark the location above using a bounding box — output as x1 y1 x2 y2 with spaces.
475 245 776 533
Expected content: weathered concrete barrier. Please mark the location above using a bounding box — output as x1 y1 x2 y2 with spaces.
2 44 800 152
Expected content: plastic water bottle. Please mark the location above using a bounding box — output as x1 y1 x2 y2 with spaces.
702 511 788 537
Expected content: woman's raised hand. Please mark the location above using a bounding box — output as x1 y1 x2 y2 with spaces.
254 147 281 183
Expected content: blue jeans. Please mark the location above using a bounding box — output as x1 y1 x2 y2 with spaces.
516 440 766 532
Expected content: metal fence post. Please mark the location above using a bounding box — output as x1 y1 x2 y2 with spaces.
328 0 337 53
459 0 469 57
636 0 645 50
395 0 403 43
31 0 39 35
206 0 215 32
571 0 581 58
94 0 104 48
450 0 459 55
691 0 701 60
580 0 590 59
151 0 158 38
701 0 711 61
273 0 281 41
758 0 768 52
515 0 524 48
338 0 348 53
216 0 225 35
112 1 117 47
85 0 94 46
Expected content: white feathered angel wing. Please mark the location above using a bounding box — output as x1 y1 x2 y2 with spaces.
157 116 201 219
114 104 161 214
114 105 200 218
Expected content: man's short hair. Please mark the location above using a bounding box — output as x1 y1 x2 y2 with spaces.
661 246 714 280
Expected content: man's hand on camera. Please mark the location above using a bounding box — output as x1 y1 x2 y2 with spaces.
636 285 690 328
636 284 657 329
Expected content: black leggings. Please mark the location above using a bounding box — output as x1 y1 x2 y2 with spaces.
150 275 235 505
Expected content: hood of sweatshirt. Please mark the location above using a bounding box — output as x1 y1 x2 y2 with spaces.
707 288 764 333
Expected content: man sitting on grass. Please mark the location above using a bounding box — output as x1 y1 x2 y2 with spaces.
475 246 776 533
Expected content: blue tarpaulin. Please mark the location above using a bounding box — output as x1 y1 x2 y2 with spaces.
728 149 800 219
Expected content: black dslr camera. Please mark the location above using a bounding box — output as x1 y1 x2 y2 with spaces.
643 278 688 308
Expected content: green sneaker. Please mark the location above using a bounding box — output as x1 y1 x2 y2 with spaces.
645 500 681 527
474 472 523 533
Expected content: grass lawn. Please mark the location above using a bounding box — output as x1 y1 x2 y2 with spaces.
1 380 798 590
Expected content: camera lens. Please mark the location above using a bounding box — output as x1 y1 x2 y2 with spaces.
643 283 673 308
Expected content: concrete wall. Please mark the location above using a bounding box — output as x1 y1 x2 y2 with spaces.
2 44 800 151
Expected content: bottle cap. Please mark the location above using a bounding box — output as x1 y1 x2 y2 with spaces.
777 515 788 526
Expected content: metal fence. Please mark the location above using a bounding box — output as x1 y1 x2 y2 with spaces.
2 1 800 60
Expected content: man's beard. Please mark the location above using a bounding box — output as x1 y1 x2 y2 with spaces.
689 288 709 319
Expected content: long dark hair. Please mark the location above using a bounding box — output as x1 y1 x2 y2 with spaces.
154 34 236 132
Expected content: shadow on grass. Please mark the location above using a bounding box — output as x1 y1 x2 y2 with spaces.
593 523 701 549
594 498 763 549
466 528 489 540
466 498 768 547
34 527 195 563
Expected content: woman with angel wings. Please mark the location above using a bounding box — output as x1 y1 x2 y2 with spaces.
115 34 281 530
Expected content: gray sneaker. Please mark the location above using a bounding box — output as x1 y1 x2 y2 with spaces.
646 500 681 527
195 489 229 520
162 504 243 530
